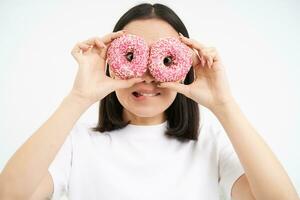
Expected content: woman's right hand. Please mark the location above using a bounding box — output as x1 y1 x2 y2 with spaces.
69 30 144 106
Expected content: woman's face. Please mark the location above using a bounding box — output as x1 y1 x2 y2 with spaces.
109 19 183 123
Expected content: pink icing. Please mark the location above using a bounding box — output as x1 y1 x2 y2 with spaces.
107 34 149 79
107 33 192 82
148 37 193 82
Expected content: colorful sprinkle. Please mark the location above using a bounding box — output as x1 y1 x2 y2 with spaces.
107 34 149 79
107 34 193 82
149 37 192 82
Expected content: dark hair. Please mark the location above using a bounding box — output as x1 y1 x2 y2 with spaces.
91 3 200 141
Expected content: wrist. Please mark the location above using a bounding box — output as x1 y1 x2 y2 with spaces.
65 91 94 109
210 98 239 116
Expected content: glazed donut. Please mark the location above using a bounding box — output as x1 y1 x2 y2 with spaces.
148 37 193 82
107 34 149 79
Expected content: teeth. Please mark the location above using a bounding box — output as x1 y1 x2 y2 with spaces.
140 93 156 96
139 93 159 97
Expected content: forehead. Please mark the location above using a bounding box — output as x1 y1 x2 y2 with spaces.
122 18 179 46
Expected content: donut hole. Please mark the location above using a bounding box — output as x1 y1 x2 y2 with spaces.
125 52 134 62
163 56 173 66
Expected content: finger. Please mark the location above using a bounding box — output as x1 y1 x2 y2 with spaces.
179 34 206 53
112 77 144 90
71 43 88 59
90 39 108 61
179 35 208 66
71 44 81 59
157 82 190 96
82 37 100 46
193 49 206 67
206 47 221 62
201 53 210 68
99 45 108 60
78 43 91 51
100 30 126 45
208 55 213 68
95 39 106 49
81 30 125 48
83 38 108 67
202 48 221 68
191 49 201 66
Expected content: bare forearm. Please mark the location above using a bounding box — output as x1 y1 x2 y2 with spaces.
0 94 91 199
211 101 299 200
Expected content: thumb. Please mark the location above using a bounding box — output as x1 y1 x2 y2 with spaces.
113 77 144 89
95 39 108 67
158 82 189 95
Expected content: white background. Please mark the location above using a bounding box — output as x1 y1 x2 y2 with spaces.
0 0 299 198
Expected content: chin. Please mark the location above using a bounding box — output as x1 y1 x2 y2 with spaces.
115 91 176 118
128 107 165 118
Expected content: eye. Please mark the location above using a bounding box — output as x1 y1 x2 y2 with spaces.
125 52 134 62
163 56 173 66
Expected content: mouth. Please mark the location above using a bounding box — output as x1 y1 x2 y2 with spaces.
132 91 161 98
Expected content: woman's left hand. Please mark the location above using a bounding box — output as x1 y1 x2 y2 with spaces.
158 34 235 112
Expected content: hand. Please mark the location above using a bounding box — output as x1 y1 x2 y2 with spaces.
69 31 144 105
158 34 235 111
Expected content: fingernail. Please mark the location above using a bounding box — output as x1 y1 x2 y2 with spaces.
100 44 106 48
179 32 183 37
202 58 206 66
200 56 204 65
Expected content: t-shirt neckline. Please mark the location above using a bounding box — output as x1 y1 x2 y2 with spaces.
126 120 167 128
123 120 168 139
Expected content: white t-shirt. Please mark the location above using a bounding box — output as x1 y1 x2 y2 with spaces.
48 115 245 200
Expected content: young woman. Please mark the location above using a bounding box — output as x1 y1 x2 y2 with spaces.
0 3 298 200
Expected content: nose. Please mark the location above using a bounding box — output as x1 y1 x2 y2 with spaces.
141 68 157 84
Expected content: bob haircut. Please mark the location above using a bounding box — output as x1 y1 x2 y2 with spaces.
91 3 200 142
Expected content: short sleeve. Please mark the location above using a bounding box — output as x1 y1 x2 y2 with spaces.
48 123 76 199
216 124 245 200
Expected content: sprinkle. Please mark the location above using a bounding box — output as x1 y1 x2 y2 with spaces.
107 34 193 82
148 37 193 82
107 34 149 79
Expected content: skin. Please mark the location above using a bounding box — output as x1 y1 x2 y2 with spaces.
0 18 298 200
109 19 185 125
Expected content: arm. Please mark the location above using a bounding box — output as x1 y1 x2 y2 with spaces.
0 31 141 199
211 100 299 200
158 34 299 200
0 94 91 199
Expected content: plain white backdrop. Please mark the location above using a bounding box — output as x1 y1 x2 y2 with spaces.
0 0 299 198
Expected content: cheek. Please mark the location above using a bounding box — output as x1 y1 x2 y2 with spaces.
160 90 177 106
115 90 129 106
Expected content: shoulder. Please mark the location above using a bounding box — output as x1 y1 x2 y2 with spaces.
199 109 224 143
68 121 112 146
69 121 98 137
197 107 233 155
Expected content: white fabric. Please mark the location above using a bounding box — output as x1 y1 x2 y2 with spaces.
48 116 245 200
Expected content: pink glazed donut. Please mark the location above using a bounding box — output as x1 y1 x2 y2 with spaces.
107 34 149 79
148 37 193 82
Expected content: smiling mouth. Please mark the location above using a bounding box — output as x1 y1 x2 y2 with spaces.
132 91 161 97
